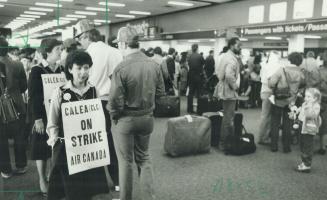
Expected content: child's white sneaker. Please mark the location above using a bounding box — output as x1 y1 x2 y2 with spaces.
296 162 311 173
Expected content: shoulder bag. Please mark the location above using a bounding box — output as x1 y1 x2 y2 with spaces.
0 72 20 124
274 68 291 100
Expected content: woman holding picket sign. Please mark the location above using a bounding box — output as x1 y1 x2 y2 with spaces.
46 50 109 200
28 38 63 196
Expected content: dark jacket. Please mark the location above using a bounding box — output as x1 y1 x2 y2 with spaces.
108 50 166 119
28 64 63 121
166 55 175 80
0 56 27 115
188 52 205 83
204 55 215 77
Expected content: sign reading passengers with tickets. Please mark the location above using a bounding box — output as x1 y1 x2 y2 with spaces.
61 98 110 175
41 73 66 116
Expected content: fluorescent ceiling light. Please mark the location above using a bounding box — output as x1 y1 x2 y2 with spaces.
75 11 97 15
265 36 282 40
115 14 135 18
94 22 102 25
20 14 41 18
94 19 110 23
99 2 125 7
188 40 200 42
209 39 216 42
168 1 193 7
0 4 4 7
86 7 108 12
24 11 46 15
60 17 78 21
13 19 31 22
54 29 64 32
29 7 53 12
240 38 249 41
66 14 86 18
129 11 151 15
17 17 35 21
35 2 62 7
60 0 74 2
0 0 8 2
304 35 321 39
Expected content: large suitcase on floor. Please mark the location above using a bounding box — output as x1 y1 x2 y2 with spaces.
164 115 211 157
154 96 180 117
197 96 222 115
202 112 222 147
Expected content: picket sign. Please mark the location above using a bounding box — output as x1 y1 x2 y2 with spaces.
41 73 66 116
61 98 110 175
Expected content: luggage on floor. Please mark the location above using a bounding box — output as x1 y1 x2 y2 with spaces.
154 96 180 117
197 96 222 115
164 115 211 156
202 112 223 147
224 126 256 155
234 112 243 137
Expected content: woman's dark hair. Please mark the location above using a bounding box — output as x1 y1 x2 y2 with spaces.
288 52 303 66
65 50 93 81
153 47 162 56
180 51 188 64
39 39 62 59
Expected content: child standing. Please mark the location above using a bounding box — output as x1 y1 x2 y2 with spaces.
297 88 321 173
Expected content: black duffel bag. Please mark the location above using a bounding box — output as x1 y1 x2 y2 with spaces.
224 126 256 156
154 96 180 117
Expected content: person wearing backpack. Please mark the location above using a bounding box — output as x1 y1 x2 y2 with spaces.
316 52 327 155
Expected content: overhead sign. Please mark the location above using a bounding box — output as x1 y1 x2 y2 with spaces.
248 5 264 24
293 0 314 19
239 20 327 36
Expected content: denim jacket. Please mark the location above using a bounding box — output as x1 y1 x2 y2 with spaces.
107 51 165 119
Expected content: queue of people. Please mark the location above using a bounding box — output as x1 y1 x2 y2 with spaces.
1 19 327 200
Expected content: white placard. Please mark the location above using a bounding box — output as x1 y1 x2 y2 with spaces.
61 99 110 175
322 0 327 16
269 2 287 22
293 0 314 19
41 73 66 116
249 5 264 24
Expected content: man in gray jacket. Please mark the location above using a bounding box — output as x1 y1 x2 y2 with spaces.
214 37 241 152
108 26 165 200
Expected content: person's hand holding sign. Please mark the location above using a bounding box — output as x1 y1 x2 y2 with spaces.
34 119 45 134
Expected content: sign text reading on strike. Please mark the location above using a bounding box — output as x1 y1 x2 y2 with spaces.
62 99 110 175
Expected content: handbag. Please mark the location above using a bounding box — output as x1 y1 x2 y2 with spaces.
0 74 20 124
274 68 291 100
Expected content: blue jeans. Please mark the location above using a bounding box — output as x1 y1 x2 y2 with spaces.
112 114 156 200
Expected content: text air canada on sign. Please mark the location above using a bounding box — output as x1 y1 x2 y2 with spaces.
61 98 110 175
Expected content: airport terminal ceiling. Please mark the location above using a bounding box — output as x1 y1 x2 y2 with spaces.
0 0 242 36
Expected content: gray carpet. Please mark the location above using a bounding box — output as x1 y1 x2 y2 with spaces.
1 97 327 200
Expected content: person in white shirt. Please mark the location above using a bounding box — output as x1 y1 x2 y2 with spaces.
258 50 283 145
75 19 123 192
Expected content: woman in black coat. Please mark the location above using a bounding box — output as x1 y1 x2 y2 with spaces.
28 39 63 195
